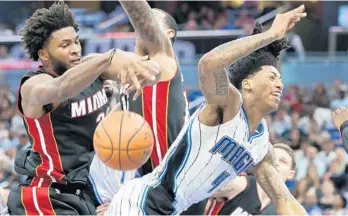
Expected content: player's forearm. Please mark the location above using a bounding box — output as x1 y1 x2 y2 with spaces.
275 199 307 215
119 0 164 51
199 30 278 71
340 121 348 153
56 52 111 100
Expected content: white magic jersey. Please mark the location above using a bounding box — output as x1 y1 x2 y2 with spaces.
106 104 269 215
89 155 139 204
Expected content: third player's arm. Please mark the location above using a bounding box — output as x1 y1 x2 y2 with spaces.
197 30 278 107
119 0 171 55
119 0 177 79
255 144 307 215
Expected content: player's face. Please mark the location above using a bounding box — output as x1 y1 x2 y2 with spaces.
248 66 283 113
44 27 82 75
274 148 295 181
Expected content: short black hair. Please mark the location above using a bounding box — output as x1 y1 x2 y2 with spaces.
228 22 290 90
152 8 178 43
21 1 79 61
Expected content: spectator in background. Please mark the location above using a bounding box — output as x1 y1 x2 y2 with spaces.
173 2 189 25
312 83 330 108
234 9 254 34
328 193 347 215
318 180 336 210
0 46 9 59
330 86 348 109
329 79 343 100
283 85 303 112
270 108 291 137
296 145 318 180
316 135 337 178
303 187 323 215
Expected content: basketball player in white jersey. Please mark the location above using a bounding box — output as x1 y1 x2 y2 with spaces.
105 5 307 216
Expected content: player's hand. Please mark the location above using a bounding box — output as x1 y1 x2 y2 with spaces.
269 5 307 40
110 50 160 94
96 201 110 216
332 108 348 130
125 60 161 100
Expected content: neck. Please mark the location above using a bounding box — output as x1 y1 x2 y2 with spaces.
243 99 265 133
41 63 59 77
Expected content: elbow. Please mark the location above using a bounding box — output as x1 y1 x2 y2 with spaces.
198 54 210 74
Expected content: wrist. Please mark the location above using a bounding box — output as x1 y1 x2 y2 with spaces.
265 29 281 41
108 49 117 64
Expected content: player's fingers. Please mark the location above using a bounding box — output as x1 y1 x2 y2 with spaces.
126 79 146 93
298 12 307 18
128 68 141 91
120 70 127 85
133 87 143 101
135 63 157 81
140 55 149 61
293 4 305 13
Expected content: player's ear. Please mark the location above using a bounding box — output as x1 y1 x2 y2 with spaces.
241 79 252 92
38 49 49 62
165 29 175 41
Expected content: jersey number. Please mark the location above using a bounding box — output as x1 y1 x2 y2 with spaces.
96 112 106 123
207 171 230 193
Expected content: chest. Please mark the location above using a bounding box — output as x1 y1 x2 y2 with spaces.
52 80 109 125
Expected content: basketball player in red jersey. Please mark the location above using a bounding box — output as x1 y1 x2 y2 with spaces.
91 1 201 214
7 2 160 215
121 2 189 176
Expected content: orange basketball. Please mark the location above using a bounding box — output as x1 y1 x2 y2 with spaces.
93 110 154 171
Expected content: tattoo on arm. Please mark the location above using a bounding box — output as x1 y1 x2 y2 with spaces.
120 1 164 47
202 31 277 70
214 71 229 96
256 144 293 203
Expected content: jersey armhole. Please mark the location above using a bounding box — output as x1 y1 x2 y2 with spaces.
17 75 56 118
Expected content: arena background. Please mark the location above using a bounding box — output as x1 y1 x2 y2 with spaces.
0 1 348 215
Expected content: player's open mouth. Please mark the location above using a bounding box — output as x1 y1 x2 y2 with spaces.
271 91 282 100
71 58 81 64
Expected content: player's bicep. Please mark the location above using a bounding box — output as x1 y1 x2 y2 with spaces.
21 74 66 106
150 53 177 81
198 64 241 108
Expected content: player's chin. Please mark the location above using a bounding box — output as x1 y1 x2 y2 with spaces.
266 99 281 113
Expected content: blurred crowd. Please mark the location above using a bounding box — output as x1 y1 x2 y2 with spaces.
266 79 348 215
172 1 282 33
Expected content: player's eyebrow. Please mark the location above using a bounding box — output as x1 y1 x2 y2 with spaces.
270 70 281 79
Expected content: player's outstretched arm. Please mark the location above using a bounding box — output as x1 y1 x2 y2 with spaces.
119 0 172 56
119 0 177 81
199 5 306 73
22 50 158 107
332 108 348 153
255 144 307 215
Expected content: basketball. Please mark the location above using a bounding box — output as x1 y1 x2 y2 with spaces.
93 110 154 171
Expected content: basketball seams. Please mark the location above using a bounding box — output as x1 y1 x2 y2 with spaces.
126 115 146 166
100 120 115 163
118 111 125 170
94 111 154 171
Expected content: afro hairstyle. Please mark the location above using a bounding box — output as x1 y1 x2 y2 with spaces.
20 1 79 61
228 22 291 90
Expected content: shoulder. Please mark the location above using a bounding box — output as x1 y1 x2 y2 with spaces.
21 73 54 93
